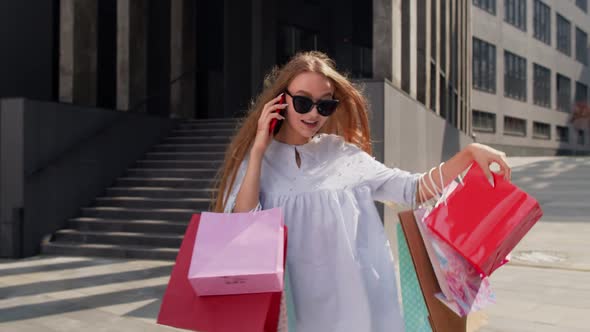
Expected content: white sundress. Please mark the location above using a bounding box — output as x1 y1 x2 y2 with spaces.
224 134 421 332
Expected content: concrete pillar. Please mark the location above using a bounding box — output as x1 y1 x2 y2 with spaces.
459 0 467 132
434 0 441 115
425 0 432 109
416 0 428 105
372 0 393 82
392 0 403 87
444 0 451 117
410 0 418 98
331 0 355 80
59 0 98 106
170 0 196 119
60 0 74 103
373 0 403 88
117 0 148 112
251 0 263 96
223 0 252 117
0 99 24 258
250 0 279 96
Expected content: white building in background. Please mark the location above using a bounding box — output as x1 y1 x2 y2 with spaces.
471 0 590 155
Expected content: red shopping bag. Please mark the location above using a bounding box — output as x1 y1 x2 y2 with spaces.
157 214 287 332
425 162 543 276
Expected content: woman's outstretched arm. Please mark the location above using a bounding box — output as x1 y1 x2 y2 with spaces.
417 143 511 204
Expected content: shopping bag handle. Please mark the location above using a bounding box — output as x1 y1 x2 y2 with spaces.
467 162 507 190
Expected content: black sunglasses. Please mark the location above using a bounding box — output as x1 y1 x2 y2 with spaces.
284 90 339 117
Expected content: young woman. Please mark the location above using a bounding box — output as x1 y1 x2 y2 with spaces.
212 51 510 331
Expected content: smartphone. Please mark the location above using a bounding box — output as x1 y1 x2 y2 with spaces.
268 94 286 135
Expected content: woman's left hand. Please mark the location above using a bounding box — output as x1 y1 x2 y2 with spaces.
467 143 511 182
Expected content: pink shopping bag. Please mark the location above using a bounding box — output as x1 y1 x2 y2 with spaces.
188 207 285 296
157 214 287 332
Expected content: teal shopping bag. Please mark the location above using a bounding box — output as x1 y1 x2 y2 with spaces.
397 223 433 332
285 267 296 331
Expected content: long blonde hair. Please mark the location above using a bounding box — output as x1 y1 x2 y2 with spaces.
211 51 373 212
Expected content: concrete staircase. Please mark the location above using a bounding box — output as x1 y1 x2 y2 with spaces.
41 118 239 260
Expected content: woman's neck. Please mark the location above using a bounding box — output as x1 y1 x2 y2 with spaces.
274 125 310 146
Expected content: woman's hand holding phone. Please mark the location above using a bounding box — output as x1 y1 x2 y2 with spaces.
269 94 285 135
251 93 287 157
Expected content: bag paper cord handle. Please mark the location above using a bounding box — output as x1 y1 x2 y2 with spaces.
418 174 430 207
438 162 449 205
428 166 443 197
420 171 438 203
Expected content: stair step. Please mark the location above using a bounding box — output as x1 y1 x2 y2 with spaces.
145 152 226 160
69 217 188 234
53 229 183 248
126 168 219 179
116 177 217 188
81 206 196 222
41 119 238 261
106 187 217 199
135 160 224 169
94 196 212 210
162 136 232 144
151 144 227 153
41 241 178 260
170 129 236 137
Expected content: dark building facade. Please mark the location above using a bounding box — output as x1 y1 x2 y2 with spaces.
0 0 471 134
0 0 474 258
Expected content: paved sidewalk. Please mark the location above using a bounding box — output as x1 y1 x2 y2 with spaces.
0 256 178 332
479 157 590 331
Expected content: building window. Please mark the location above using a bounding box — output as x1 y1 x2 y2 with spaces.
505 0 526 31
533 122 551 139
473 38 496 93
576 81 588 105
556 14 571 56
472 110 496 133
576 28 588 65
578 129 586 145
533 0 551 45
504 116 527 136
557 74 571 112
556 125 570 142
576 0 588 13
473 0 496 15
533 64 551 107
504 51 527 101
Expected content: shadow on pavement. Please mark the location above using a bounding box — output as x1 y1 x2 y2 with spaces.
125 298 163 320
0 257 119 278
0 257 173 323
0 284 167 323
0 264 172 299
